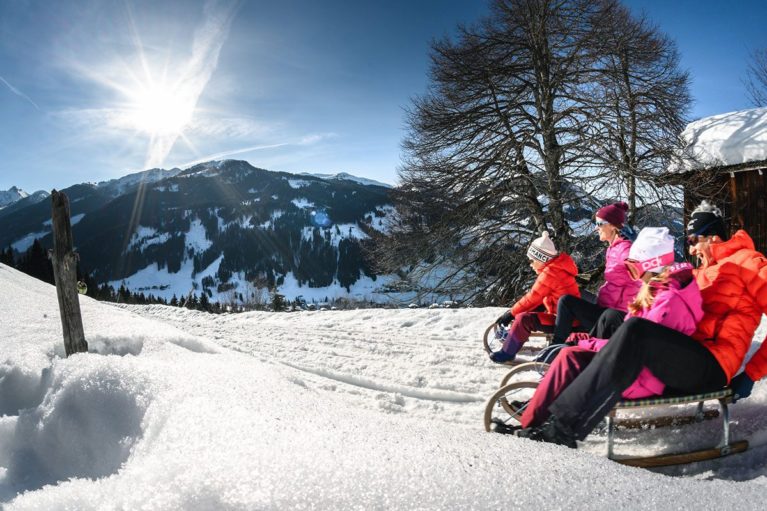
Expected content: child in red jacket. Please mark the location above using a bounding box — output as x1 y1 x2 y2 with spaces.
491 231 580 363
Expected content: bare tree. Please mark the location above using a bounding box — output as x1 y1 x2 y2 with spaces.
587 5 691 223
745 48 767 107
376 0 691 304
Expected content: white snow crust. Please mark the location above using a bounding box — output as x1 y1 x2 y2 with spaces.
673 107 767 171
2 263 767 509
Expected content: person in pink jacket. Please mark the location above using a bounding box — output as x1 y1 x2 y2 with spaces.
494 227 704 432
548 201 641 346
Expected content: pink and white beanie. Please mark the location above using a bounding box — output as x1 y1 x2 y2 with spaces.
628 227 675 273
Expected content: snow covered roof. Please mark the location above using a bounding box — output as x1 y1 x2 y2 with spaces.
672 107 767 172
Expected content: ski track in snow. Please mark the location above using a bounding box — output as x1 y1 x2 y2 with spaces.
119 305 534 421
120 303 767 480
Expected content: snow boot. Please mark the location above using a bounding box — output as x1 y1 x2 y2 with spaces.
489 350 516 364
489 419 522 435
515 416 577 449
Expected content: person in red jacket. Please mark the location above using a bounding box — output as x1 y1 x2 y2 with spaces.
491 231 580 364
519 201 767 447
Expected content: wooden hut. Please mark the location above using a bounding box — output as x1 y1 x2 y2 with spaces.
667 108 767 254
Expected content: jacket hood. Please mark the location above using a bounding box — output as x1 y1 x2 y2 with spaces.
667 262 694 286
710 230 755 262
545 252 579 276
661 276 704 325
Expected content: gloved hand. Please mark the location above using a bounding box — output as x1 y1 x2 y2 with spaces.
731 372 755 402
496 311 513 327
566 332 591 343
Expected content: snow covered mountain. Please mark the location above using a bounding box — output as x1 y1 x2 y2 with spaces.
0 187 48 214
0 160 397 304
302 171 393 188
0 186 31 208
95 166 184 197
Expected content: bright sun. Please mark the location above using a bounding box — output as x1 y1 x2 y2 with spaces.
125 83 196 137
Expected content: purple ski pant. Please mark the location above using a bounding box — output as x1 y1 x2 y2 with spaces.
520 347 595 428
501 311 556 356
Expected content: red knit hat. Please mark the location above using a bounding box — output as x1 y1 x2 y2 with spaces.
596 201 628 227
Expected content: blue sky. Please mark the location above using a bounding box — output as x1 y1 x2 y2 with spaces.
1 0 766 192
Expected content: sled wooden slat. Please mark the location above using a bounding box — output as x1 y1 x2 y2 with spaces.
614 440 748 468
606 388 747 466
615 389 732 409
614 409 720 430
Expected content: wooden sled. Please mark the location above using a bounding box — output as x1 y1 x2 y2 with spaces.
483 382 746 466
483 379 719 434
607 389 748 467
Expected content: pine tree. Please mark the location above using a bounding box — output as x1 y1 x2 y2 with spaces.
271 289 286 312
18 239 54 284
0 246 14 267
199 292 210 312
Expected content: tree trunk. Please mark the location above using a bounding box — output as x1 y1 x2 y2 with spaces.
50 190 88 356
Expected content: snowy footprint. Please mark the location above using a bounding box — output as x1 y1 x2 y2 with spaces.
0 356 154 499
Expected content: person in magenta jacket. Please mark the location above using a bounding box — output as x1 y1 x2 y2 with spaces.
597 229 639 311
506 228 703 431
548 201 641 346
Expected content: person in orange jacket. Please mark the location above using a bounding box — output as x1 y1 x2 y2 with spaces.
491 231 580 363
517 201 767 447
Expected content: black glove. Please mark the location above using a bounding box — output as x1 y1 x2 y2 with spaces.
496 311 513 327
731 372 755 402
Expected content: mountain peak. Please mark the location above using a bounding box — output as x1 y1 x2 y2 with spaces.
300 171 392 188
0 186 30 208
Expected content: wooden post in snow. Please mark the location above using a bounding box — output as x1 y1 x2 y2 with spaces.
50 190 88 356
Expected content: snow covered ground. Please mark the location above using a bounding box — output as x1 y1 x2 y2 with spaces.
2 262 767 509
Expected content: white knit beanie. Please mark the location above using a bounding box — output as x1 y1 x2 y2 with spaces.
628 227 675 273
527 231 558 263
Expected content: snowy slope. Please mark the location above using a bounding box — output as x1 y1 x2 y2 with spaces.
2 263 767 509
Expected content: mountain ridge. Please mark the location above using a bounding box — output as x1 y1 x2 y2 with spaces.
0 160 398 304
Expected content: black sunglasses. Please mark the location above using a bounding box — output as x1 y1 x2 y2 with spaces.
686 219 721 246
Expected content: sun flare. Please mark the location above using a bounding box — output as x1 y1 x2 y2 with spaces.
125 83 195 137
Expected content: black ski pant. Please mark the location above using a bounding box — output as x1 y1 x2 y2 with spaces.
590 308 626 339
552 294 611 344
548 317 727 440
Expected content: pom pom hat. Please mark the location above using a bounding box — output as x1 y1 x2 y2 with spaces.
625 227 675 278
527 231 558 263
686 200 727 240
596 201 629 227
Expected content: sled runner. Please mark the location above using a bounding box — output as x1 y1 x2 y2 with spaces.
483 380 748 467
606 389 748 467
